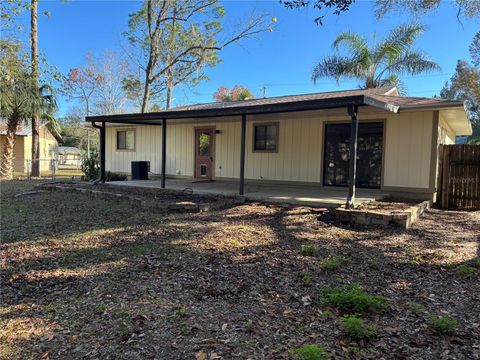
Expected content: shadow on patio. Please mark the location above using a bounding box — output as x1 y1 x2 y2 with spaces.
107 178 388 207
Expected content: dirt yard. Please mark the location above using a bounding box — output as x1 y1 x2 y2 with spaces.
1 181 479 359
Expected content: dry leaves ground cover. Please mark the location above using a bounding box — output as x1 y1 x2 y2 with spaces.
1 180 479 360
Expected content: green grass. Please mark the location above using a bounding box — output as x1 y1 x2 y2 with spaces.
323 284 386 314
321 255 349 270
300 244 320 256
430 316 458 335
340 315 377 341
455 264 477 275
408 301 426 315
301 271 313 284
289 344 331 360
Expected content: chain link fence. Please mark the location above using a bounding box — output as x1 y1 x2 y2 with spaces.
24 159 83 180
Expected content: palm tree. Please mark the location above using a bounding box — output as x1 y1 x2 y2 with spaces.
312 23 440 94
30 0 40 177
0 41 58 178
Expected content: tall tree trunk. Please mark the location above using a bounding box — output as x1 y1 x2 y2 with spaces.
165 7 176 111
141 79 151 113
0 117 19 179
166 74 174 110
30 0 40 177
141 53 155 113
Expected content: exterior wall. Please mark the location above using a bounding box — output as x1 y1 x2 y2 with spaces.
23 127 58 172
439 113 456 145
0 135 26 173
382 111 434 189
59 153 81 165
105 107 439 196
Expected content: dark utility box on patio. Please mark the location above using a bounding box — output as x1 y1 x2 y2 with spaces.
131 161 149 180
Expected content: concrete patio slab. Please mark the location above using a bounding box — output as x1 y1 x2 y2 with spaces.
107 179 388 207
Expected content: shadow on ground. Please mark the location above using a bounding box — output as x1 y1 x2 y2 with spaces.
1 180 479 359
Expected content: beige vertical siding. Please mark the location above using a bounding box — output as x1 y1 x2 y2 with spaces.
382 111 434 189
23 127 59 172
439 113 456 145
105 108 438 190
0 135 25 172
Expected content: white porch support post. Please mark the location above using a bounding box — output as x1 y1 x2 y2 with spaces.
239 114 246 195
161 118 167 188
346 104 358 209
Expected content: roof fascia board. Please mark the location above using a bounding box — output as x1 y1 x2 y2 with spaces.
398 101 466 112
85 95 365 123
363 95 400 113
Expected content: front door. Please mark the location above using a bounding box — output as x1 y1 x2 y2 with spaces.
195 128 214 179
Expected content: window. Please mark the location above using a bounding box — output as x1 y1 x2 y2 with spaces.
117 130 135 150
254 123 278 152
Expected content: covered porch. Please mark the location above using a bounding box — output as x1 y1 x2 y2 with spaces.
107 178 388 207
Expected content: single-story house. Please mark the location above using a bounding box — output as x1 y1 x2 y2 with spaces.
58 146 82 166
0 119 63 174
85 86 471 204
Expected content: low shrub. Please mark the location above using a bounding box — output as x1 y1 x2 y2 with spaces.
301 271 313 284
81 149 99 181
408 301 426 315
105 171 128 181
300 244 319 256
323 284 385 314
471 258 480 267
430 315 458 335
322 255 349 270
340 315 377 341
289 344 331 360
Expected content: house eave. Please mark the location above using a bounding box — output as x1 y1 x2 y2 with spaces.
85 95 366 124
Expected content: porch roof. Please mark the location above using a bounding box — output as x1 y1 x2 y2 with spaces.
85 86 468 128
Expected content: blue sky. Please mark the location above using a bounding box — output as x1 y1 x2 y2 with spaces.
10 0 479 115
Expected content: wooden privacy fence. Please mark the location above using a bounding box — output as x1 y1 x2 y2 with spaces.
437 144 480 210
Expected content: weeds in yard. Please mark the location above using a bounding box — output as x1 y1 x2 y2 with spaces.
321 255 349 270
455 264 477 275
171 305 189 320
301 271 313 284
323 284 385 314
405 246 422 264
289 344 331 360
340 315 377 341
471 258 480 267
300 244 319 256
430 316 458 335
245 320 254 333
408 301 426 315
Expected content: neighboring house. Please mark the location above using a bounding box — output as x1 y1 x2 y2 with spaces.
0 119 63 173
86 87 471 201
58 146 82 166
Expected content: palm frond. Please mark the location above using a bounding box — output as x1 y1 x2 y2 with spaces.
374 23 425 65
386 51 441 75
312 55 367 84
333 31 369 54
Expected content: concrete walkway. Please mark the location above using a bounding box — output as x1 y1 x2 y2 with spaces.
108 179 388 207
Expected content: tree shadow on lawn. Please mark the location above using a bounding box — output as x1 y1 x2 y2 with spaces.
200 205 480 358
1 195 479 360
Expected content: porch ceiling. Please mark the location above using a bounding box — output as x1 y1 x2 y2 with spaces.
107 179 388 208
